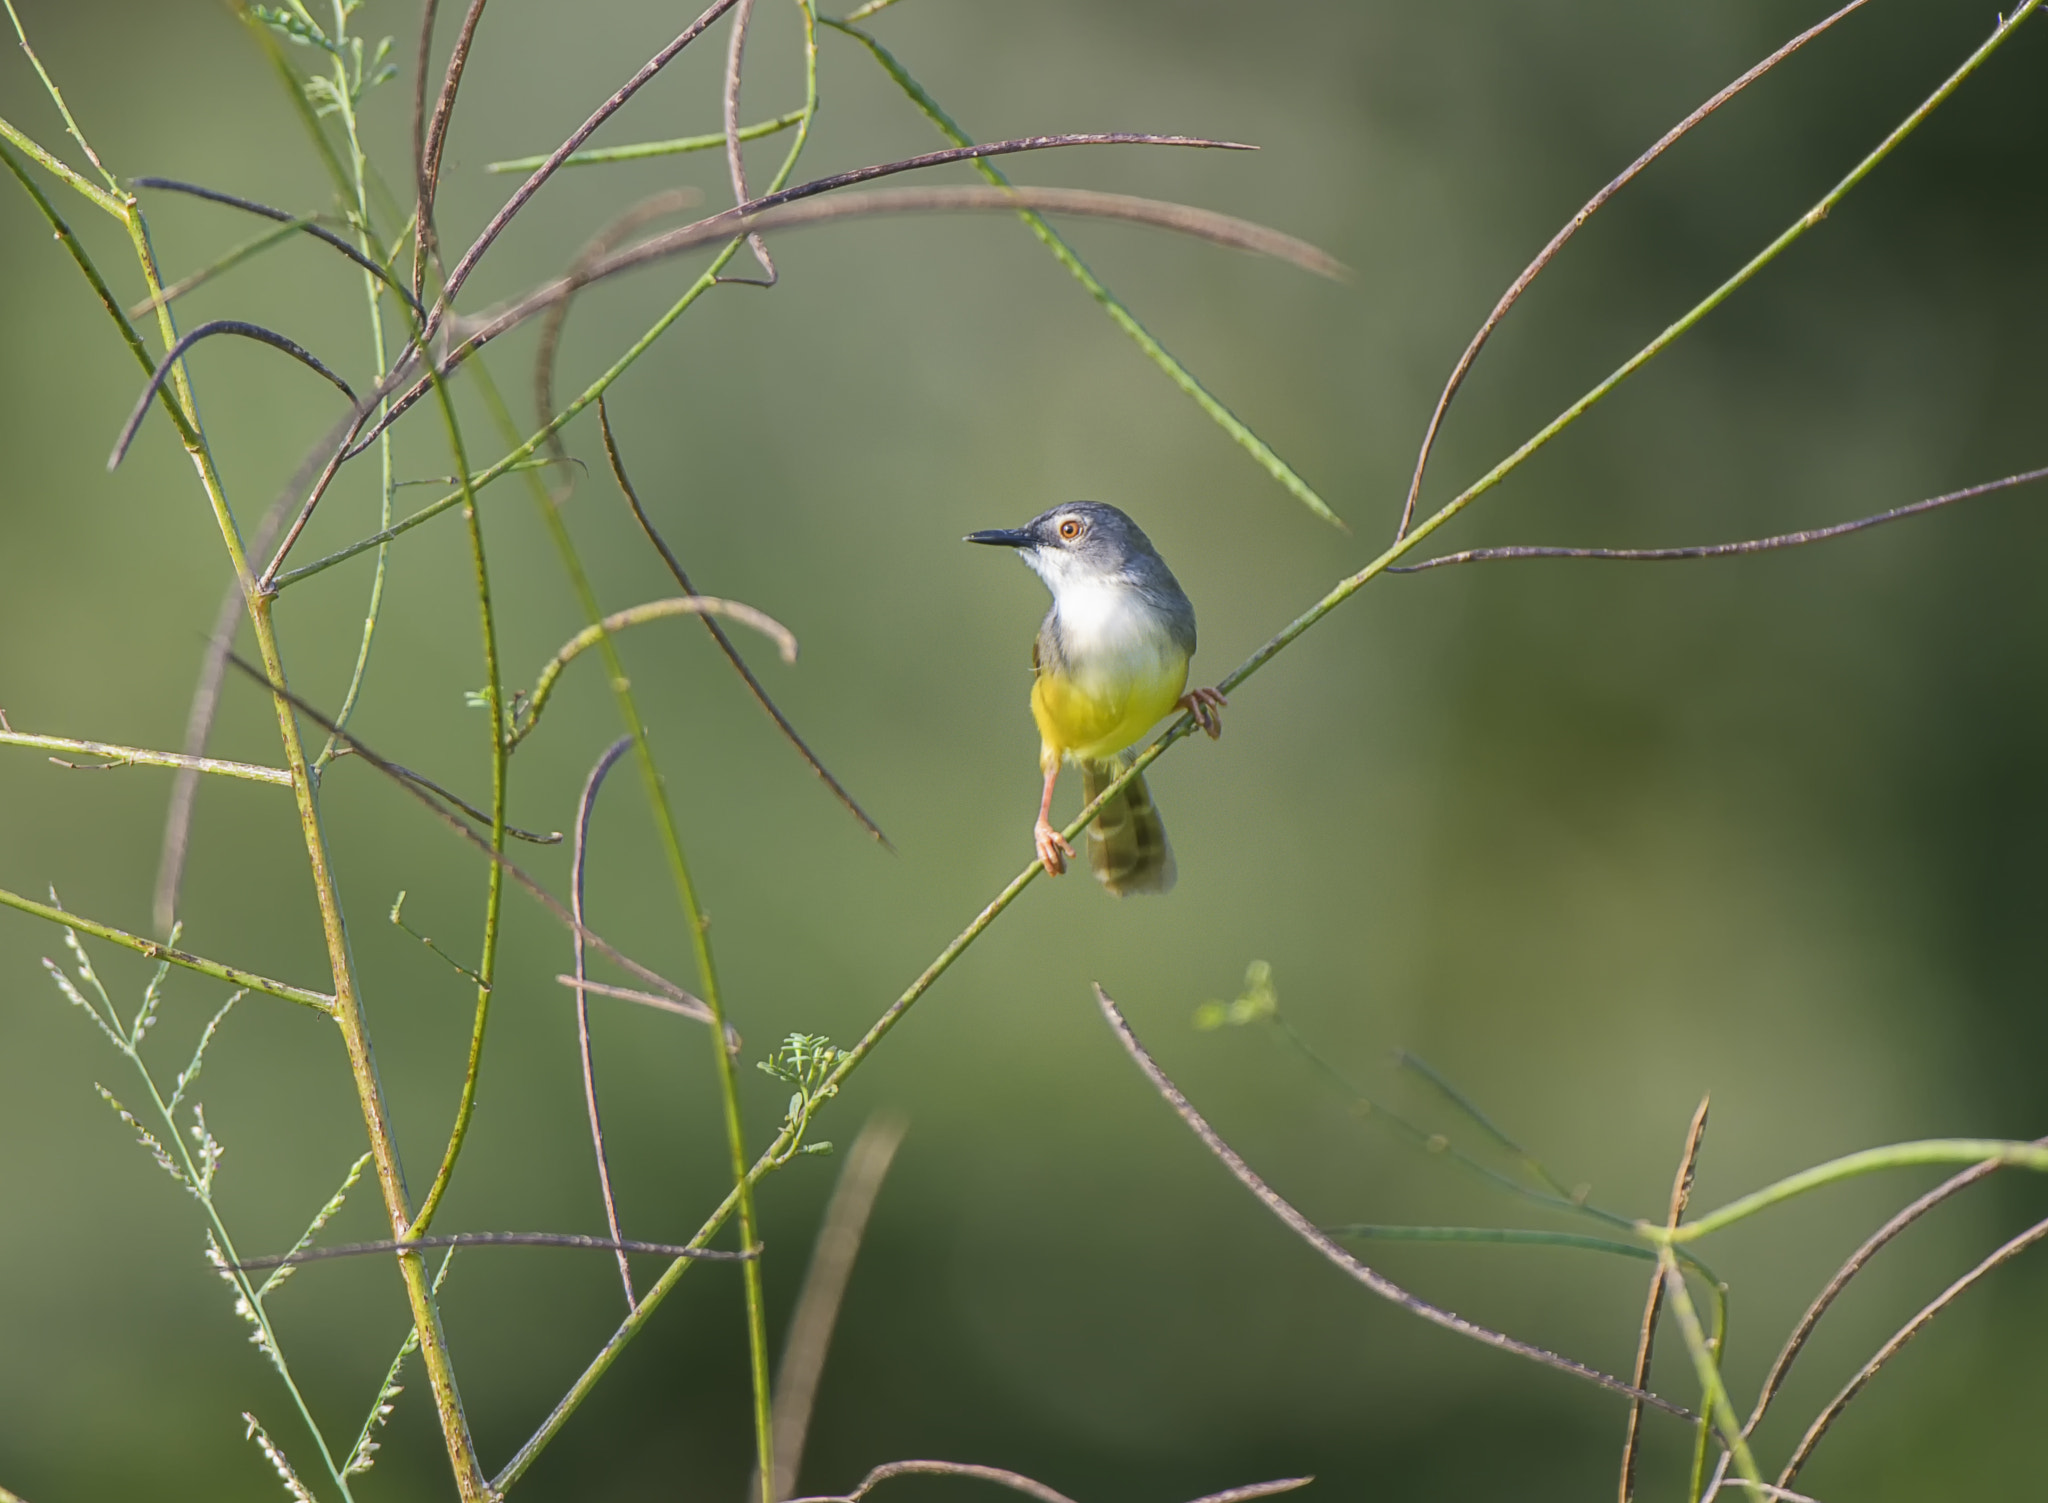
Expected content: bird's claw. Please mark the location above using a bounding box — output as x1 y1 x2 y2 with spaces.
1034 819 1075 875
1178 686 1227 739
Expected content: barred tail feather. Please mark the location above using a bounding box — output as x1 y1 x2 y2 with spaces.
1081 759 1176 896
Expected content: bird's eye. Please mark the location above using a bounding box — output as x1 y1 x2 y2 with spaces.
1058 518 1084 541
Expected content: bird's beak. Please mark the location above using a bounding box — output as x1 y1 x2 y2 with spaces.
964 527 1034 548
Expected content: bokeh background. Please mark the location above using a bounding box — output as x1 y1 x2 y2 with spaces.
3 1 2045 1498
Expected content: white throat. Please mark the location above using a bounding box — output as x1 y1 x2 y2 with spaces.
1027 550 1171 671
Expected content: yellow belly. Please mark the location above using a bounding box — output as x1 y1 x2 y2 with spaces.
1031 652 1189 769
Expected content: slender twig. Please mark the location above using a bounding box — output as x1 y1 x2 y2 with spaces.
767 1115 909 1500
282 164 1325 588
1621 1098 1710 1503
410 0 442 290
128 215 328 316
1393 465 2048 573
391 353 500 1246
1741 1145 2029 1445
792 1462 1077 1503
0 885 333 1011
1776 1212 2048 1490
788 1460 1313 1503
0 729 290 785
128 178 426 319
437 0 744 309
379 182 1347 437
573 737 640 1308
419 0 490 270
723 0 776 282
600 399 890 844
1392 0 1872 540
368 756 559 843
1668 1141 2048 1241
1393 1048 1579 1202
398 134 1272 456
486 110 805 172
553 975 732 1039
108 320 356 470
219 652 710 1013
510 595 798 749
0 107 121 216
0 0 119 195
233 1231 758 1273
1327 1225 1675 1263
1660 1254 1763 1492
0 142 155 378
1095 986 1691 1415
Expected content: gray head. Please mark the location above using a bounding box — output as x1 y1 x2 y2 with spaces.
965 501 1194 654
964 501 1170 592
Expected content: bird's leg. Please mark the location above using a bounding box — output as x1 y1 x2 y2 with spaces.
1178 685 1227 739
1033 762 1074 875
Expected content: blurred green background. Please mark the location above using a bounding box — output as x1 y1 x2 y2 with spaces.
3 1 2045 1498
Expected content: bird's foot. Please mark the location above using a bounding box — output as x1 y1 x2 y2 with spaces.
1034 819 1075 875
1178 686 1227 739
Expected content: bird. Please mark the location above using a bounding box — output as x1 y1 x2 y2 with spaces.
965 502 1224 895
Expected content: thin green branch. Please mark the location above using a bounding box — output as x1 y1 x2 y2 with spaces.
1666 1140 2048 1243
485 108 806 172
1326 1224 1716 1279
1659 1252 1761 1494
404 365 508 1241
1 886 334 1011
0 142 157 379
824 17 1341 528
0 728 292 784
129 215 327 318
315 63 407 771
0 0 121 197
509 596 799 750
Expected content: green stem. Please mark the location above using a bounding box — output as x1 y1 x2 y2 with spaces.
1667 1140 2048 1243
0 729 291 784
1659 1250 1761 1493
129 159 491 1496
1687 1281 1727 1503
485 108 806 172
0 0 121 197
404 368 508 1240
509 596 797 750
0 142 155 374
1325 1224 1717 1280
0 886 334 1010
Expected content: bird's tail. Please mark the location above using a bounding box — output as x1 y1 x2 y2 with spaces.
1081 757 1176 896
